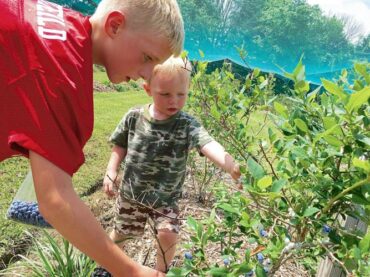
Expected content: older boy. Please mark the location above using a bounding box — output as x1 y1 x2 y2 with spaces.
102 56 241 274
0 0 183 276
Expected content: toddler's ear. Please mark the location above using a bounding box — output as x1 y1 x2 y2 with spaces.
105 11 125 38
143 82 151 94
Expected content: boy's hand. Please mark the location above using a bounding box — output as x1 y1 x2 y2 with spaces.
133 265 166 277
103 173 118 198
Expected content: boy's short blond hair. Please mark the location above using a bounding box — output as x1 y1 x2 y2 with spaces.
92 0 184 55
150 55 192 84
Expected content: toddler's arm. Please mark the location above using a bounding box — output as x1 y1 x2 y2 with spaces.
200 141 241 180
103 145 127 197
29 151 163 277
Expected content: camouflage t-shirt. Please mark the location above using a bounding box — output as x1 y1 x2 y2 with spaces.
110 104 214 208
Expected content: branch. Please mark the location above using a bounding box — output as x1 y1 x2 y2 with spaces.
320 242 350 276
322 176 370 214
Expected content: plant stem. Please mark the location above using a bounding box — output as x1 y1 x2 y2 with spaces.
322 175 370 214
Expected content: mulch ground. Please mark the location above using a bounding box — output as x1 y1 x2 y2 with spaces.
84 171 310 277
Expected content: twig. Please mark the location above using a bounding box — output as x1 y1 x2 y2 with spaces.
320 242 350 275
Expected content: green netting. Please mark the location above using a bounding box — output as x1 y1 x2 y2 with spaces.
51 0 369 84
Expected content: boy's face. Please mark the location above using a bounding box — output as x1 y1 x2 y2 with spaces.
145 71 190 119
102 14 172 83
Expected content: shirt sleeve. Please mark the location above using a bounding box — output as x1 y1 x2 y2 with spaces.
188 117 214 151
109 109 136 148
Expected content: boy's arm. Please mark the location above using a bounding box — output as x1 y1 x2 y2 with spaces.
200 141 241 180
29 151 163 277
104 145 127 197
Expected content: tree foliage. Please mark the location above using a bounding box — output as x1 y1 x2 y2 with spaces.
178 0 367 74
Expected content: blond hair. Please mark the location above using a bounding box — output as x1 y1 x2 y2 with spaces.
91 0 184 55
149 55 192 84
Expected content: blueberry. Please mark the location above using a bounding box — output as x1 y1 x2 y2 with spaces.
257 253 264 263
259 229 268 237
184 252 193 260
322 224 331 234
223 258 230 266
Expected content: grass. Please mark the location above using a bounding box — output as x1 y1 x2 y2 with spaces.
0 87 150 268
92 70 109 84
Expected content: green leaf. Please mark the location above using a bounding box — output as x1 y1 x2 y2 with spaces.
187 217 198 231
323 135 343 147
303 207 320 217
208 267 229 276
322 117 342 135
355 134 370 147
321 79 347 100
359 231 370 253
210 105 221 119
198 49 205 58
294 80 310 94
257 176 273 190
346 87 370 113
294 118 308 133
255 265 268 277
353 158 370 172
314 124 341 144
271 179 287 192
180 50 189 60
273 102 288 119
253 68 261 77
354 63 370 84
167 267 191 277
218 203 240 215
291 56 305 82
247 157 265 180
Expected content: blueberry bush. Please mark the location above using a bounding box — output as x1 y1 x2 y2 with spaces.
168 56 370 276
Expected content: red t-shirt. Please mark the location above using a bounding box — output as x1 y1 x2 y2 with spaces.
0 0 93 176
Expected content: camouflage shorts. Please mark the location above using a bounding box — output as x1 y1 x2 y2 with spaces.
113 195 180 237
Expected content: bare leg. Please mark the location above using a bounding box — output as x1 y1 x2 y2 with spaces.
155 229 178 273
110 229 132 249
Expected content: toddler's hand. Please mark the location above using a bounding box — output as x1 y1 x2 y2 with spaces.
230 164 241 181
230 164 243 189
103 173 118 198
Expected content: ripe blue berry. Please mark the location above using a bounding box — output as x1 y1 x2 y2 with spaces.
259 229 268 237
184 252 193 260
257 253 264 263
223 258 230 266
322 224 331 234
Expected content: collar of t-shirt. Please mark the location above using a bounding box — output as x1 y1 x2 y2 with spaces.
143 104 180 125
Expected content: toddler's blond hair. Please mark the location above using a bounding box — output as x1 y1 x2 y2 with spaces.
91 0 184 55
149 55 192 84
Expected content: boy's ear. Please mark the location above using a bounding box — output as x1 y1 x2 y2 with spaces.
105 11 126 38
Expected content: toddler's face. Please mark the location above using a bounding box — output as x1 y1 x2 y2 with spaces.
149 72 189 119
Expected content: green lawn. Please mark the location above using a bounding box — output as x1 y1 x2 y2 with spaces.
0 90 150 264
